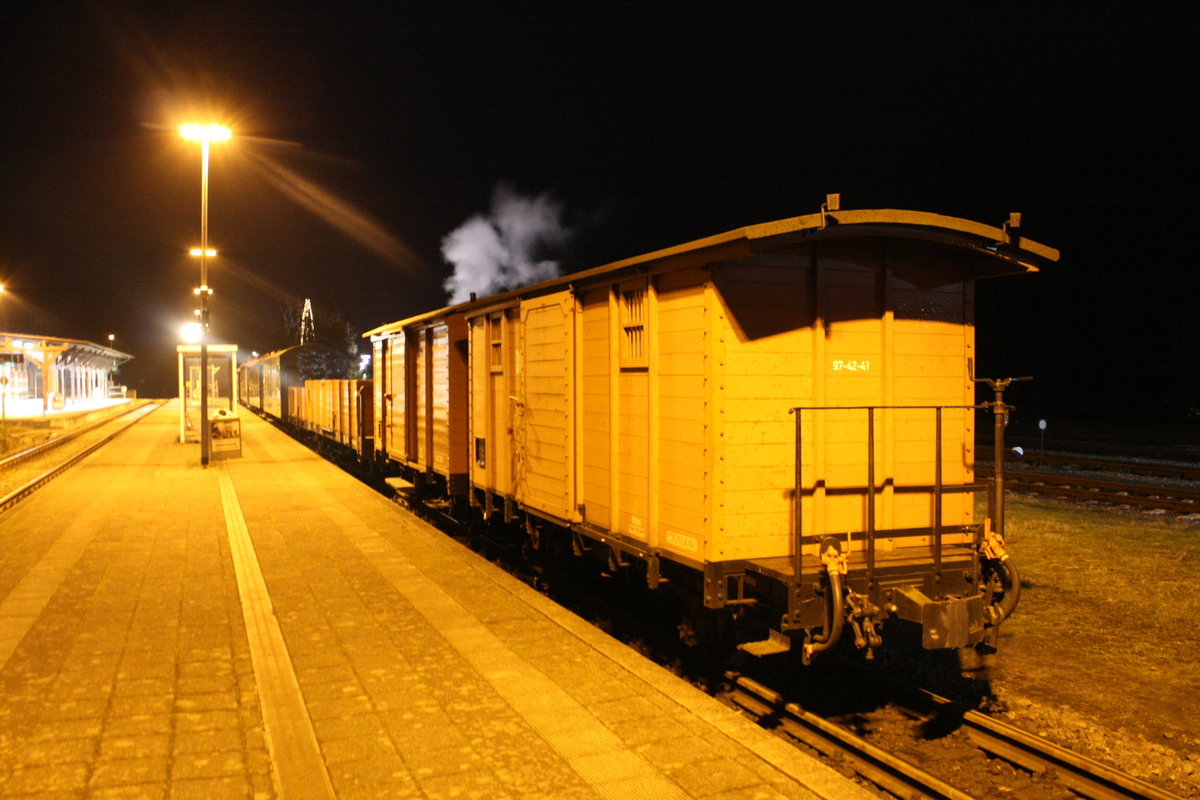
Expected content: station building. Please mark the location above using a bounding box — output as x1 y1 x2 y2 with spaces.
0 332 133 417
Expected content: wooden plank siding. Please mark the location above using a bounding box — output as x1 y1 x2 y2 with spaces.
371 338 386 457
468 317 490 490
653 271 707 559
579 290 611 529
519 292 575 520
710 247 978 560
431 325 451 475
413 330 428 467
468 307 517 500
715 261 817 558
385 334 406 463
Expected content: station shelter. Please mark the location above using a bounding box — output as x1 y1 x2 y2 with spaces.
176 343 238 446
0 333 132 416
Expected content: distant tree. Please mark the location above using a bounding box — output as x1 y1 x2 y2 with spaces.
280 301 362 379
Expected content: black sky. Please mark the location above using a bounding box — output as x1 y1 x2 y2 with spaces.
1 1 1196 414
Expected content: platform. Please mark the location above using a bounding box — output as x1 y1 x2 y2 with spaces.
0 400 871 799
2 397 133 420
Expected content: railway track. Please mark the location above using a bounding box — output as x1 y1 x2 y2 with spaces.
978 448 1200 482
0 400 162 513
977 466 1200 514
725 672 1186 800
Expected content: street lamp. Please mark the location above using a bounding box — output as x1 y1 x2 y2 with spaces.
180 123 230 466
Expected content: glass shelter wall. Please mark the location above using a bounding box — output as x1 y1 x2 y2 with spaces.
177 344 238 443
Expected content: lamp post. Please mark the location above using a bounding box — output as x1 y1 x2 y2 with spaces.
181 124 230 466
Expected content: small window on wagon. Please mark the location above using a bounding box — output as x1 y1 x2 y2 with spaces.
619 280 648 369
488 313 503 373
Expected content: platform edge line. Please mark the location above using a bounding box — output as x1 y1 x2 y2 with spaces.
218 469 336 800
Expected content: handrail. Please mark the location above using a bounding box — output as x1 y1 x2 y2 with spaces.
788 404 985 595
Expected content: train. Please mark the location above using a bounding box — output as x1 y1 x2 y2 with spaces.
240 202 1059 665
238 345 373 455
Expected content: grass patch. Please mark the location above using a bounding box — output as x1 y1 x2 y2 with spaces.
988 494 1200 736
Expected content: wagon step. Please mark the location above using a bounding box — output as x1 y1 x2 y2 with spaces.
384 476 414 494
738 628 792 657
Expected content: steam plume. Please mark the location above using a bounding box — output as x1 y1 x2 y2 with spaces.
442 185 571 303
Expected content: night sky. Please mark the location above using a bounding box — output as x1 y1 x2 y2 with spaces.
1 2 1196 417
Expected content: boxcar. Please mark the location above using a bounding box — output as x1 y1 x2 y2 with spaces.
368 312 470 496
300 378 374 455
367 205 1057 661
238 345 306 421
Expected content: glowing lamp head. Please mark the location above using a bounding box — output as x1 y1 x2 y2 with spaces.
181 321 203 344
180 123 231 142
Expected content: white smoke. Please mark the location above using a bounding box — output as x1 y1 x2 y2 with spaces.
442 185 571 303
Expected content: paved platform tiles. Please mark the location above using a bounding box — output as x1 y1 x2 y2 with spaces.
0 400 873 800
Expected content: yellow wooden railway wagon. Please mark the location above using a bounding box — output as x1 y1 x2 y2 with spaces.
305 379 335 437
369 205 1057 661
300 378 373 453
367 313 470 496
343 379 373 454
286 386 305 427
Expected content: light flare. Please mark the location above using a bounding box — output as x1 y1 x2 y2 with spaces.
243 148 423 272
180 123 231 141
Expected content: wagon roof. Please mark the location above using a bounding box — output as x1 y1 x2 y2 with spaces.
364 207 1057 337
238 343 307 368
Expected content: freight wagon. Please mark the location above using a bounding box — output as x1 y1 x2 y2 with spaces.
238 345 306 420
368 203 1056 662
239 347 374 461
300 378 374 455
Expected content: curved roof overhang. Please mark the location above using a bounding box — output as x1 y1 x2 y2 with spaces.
365 207 1058 337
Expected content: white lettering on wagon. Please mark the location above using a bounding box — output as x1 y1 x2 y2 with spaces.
665 530 699 553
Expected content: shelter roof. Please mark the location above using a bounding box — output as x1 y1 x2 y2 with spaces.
0 332 133 368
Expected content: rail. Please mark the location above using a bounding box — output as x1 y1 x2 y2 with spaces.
978 448 1200 482
0 401 163 513
0 400 153 469
977 467 1200 514
729 672 973 800
727 672 1186 800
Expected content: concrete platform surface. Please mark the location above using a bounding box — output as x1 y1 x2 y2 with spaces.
0 400 872 800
